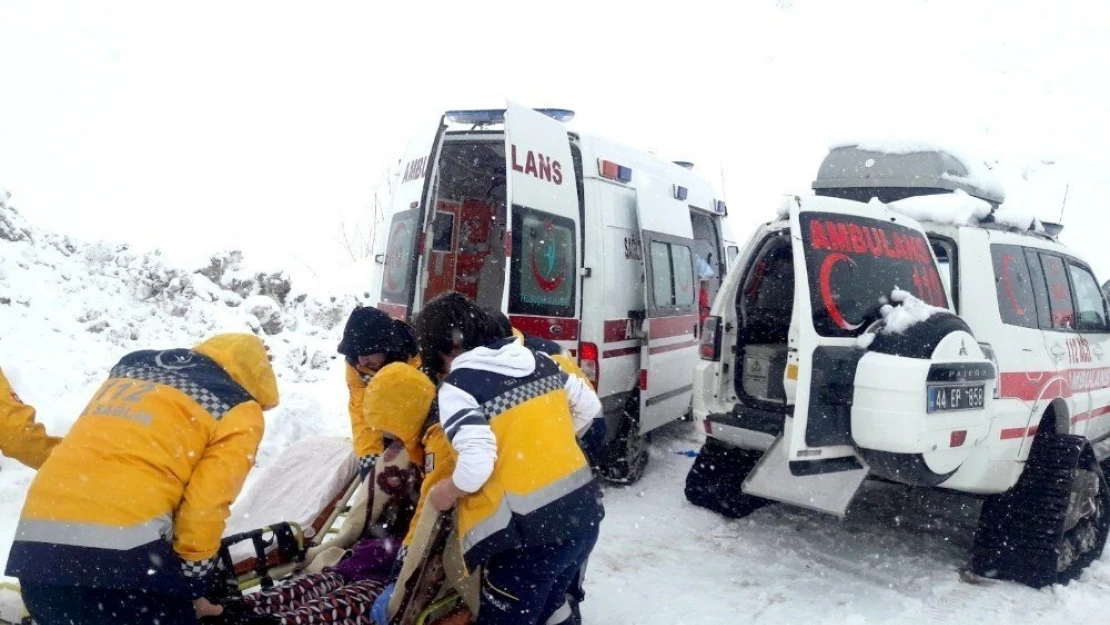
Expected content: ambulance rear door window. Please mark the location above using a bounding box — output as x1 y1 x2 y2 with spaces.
508 207 577 318
800 212 948 338
380 207 420 307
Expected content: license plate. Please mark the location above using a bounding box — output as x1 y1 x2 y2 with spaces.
927 385 985 413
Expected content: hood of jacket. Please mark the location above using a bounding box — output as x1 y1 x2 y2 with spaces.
363 362 435 460
450 338 536 378
193 333 280 410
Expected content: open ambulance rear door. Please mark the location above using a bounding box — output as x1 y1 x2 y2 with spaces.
376 119 446 320
501 102 582 353
744 196 950 515
634 173 700 434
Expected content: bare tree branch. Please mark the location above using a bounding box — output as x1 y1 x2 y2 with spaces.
336 162 398 262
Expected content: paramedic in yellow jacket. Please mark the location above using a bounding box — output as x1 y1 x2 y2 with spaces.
414 292 604 625
338 305 421 478
485 308 607 467
0 367 61 469
356 360 445 550
5 333 278 625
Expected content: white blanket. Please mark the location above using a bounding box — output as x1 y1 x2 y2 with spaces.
224 436 358 561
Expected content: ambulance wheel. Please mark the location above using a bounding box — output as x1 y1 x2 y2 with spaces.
684 438 771 519
971 433 1110 588
598 408 649 485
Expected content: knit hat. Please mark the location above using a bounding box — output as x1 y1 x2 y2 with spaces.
337 306 396 358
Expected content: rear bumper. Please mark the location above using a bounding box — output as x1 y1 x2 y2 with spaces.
701 410 780 452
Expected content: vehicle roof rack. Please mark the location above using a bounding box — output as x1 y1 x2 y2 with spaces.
443 108 575 127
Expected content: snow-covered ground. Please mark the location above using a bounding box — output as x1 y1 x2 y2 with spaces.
588 421 1110 625
5 196 1110 624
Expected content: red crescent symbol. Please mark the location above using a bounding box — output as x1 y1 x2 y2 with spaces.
531 242 566 292
1000 254 1027 317
819 253 862 331
384 222 410 291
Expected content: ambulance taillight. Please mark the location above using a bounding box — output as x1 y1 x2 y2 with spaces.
579 342 600 388
699 316 722 361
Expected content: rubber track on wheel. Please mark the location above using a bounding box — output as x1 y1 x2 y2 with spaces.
685 440 770 519
971 434 1086 588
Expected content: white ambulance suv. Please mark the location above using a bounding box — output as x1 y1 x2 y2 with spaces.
688 143 1110 589
370 102 737 483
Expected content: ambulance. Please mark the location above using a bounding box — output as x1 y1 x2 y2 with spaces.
687 143 1110 589
370 103 737 483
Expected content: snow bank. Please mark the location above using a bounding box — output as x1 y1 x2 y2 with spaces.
0 190 367 579
887 189 993 227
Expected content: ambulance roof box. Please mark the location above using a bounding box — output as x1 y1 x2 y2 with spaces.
812 142 1005 207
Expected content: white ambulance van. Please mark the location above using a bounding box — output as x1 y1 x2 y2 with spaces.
370 103 737 483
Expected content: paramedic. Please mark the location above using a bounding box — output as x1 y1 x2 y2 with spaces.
338 305 419 478
367 350 464 625
485 308 607 466
414 292 604 625
484 308 602 624
369 364 459 625
0 367 61 469
5 333 278 625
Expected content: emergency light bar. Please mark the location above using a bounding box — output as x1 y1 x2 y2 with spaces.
599 159 633 183
444 109 575 125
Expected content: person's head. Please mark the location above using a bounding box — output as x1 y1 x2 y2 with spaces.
362 363 436 466
414 292 508 374
383 319 418 364
484 307 514 338
192 333 280 411
337 306 407 373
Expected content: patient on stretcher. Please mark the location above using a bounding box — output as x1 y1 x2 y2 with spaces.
207 444 421 625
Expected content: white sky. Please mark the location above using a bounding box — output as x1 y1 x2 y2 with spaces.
1 0 1109 277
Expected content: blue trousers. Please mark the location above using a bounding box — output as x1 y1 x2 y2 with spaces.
22 583 195 625
476 522 599 625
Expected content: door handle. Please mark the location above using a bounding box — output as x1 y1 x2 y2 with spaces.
1095 344 1105 360
1050 343 1066 360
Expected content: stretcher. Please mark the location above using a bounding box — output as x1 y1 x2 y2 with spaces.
0 435 475 625
0 436 364 624
217 436 363 595
386 508 478 625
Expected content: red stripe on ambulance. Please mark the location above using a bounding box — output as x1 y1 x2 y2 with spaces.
508 315 580 342
649 315 698 340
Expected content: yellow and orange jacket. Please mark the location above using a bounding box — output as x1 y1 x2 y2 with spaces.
0 369 61 469
348 356 421 476
5 333 278 597
354 362 451 549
